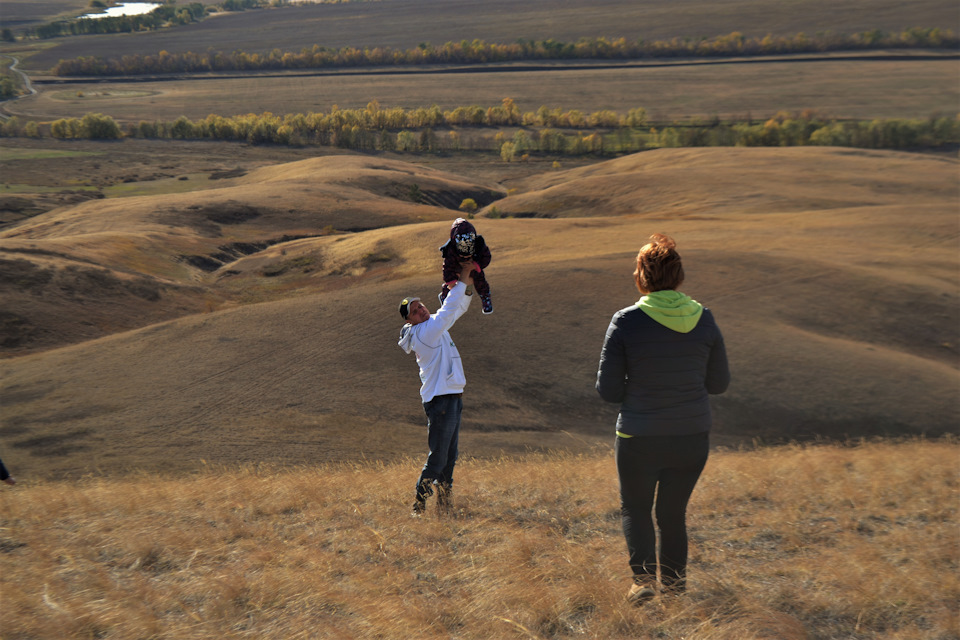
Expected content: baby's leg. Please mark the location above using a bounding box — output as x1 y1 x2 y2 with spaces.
473 270 493 314
472 270 490 299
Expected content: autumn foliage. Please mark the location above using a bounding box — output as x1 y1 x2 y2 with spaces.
14 102 956 157
51 28 957 76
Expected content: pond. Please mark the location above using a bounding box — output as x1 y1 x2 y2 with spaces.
80 2 162 19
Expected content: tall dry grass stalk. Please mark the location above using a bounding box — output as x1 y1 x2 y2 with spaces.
0 439 956 639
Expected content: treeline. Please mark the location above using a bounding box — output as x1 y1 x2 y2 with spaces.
3 106 956 157
115 98 641 131
30 3 207 40
52 27 956 76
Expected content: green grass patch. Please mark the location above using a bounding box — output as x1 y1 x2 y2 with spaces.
100 174 217 198
262 256 319 278
0 148 101 161
0 183 99 194
361 251 396 266
50 89 159 101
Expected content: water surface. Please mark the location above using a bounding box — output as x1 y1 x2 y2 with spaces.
81 2 162 19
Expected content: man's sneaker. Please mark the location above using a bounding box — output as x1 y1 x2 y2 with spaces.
412 479 434 516
627 582 656 605
660 580 686 596
481 295 493 315
417 478 435 499
436 483 453 516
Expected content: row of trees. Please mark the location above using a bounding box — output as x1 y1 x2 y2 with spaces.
52 27 956 76
3 109 955 157
17 99 646 132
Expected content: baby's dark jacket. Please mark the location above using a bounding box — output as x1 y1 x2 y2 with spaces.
440 219 491 283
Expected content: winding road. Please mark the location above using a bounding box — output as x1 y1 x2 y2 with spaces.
0 55 37 120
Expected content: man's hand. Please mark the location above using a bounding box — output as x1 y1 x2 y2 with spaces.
459 261 477 284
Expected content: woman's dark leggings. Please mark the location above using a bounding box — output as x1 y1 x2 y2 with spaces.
615 431 709 591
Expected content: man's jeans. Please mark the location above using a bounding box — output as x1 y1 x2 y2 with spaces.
416 393 462 497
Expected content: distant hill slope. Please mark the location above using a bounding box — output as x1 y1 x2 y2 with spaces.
0 156 504 352
501 147 957 217
0 147 957 480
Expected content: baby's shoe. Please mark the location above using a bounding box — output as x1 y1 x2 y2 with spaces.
481 295 493 315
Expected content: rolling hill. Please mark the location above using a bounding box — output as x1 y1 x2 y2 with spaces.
0 155 505 351
0 148 960 476
0 146 957 480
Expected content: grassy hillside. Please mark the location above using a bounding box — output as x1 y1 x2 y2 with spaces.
0 145 956 481
1 439 956 639
0 153 504 350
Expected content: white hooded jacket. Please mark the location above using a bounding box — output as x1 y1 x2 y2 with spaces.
397 281 473 403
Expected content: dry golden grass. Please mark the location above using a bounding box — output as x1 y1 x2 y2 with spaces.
1 439 956 639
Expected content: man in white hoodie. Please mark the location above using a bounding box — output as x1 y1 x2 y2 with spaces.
398 261 476 516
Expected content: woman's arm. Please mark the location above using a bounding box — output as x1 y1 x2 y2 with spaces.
596 315 627 403
705 329 730 394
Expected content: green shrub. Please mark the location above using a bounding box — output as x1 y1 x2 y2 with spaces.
81 113 121 139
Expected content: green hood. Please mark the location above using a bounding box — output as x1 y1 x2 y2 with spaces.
637 290 703 333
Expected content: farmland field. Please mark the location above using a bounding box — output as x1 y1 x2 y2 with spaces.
0 0 91 30
12 0 960 73
8 55 957 124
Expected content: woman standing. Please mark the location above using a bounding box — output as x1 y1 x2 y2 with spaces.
596 233 729 603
